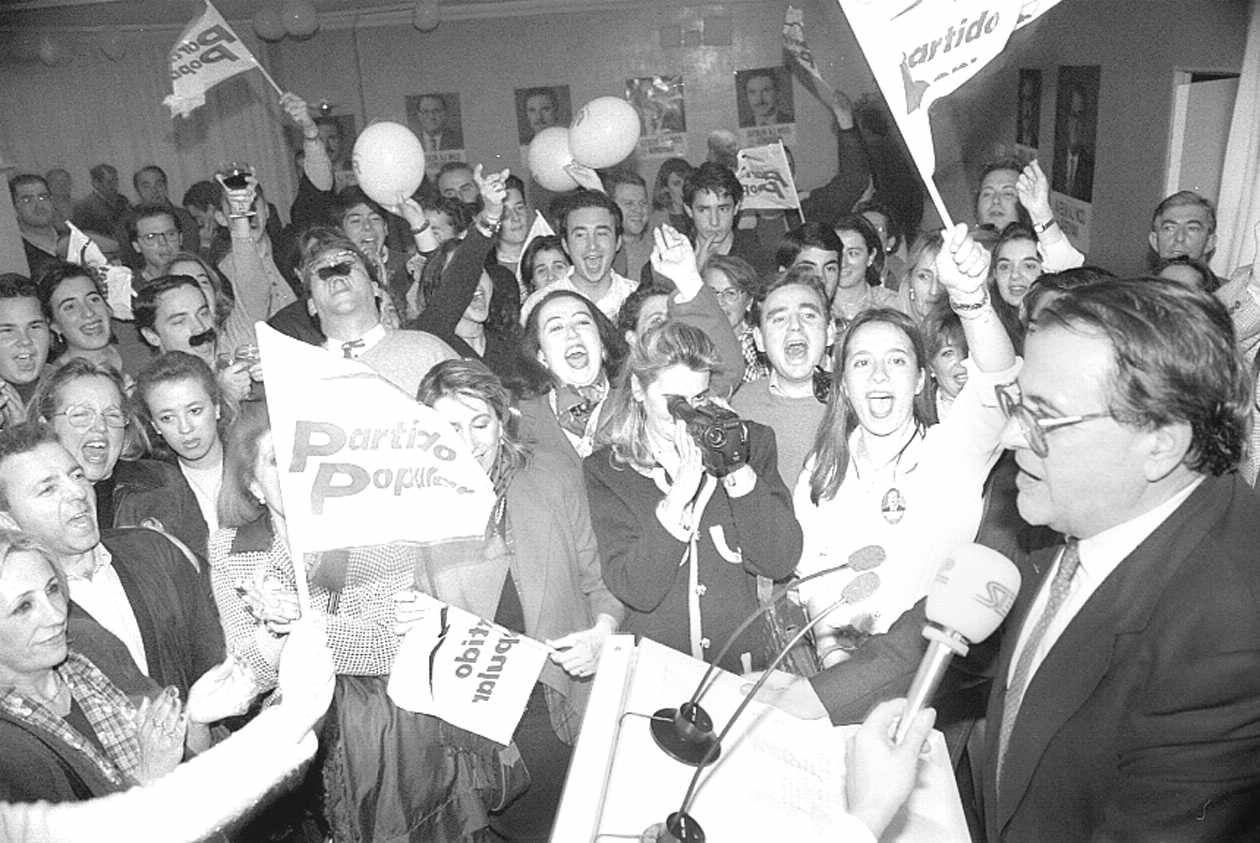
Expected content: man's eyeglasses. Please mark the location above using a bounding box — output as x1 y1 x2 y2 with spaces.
53 405 128 430
138 230 181 246
995 383 1110 459
314 260 357 281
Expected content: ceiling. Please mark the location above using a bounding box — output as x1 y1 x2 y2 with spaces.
0 0 656 30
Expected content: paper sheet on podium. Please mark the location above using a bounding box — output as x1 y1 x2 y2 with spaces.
559 637 968 841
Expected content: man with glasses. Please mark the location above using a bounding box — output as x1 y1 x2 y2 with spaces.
10 174 66 279
298 227 454 396
769 276 1260 838
130 204 183 285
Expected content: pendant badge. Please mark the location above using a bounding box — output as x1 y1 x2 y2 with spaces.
880 487 906 524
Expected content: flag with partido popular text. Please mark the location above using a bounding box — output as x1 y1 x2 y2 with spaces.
735 142 802 212
836 0 1064 177
388 592 549 745
256 324 496 553
163 1 265 118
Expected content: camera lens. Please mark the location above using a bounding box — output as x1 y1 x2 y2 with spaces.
704 428 727 448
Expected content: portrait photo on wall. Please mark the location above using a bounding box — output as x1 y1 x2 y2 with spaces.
735 65 796 128
1050 65 1100 202
514 85 572 146
405 92 465 153
1016 68 1042 151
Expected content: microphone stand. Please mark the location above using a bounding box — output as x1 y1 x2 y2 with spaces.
650 562 847 767
652 593 851 843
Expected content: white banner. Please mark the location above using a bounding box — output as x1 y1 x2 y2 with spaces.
388 593 549 745
257 324 496 553
163 1 265 118
837 0 1064 220
736 142 802 212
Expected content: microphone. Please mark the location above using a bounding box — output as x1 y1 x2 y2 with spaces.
649 562 848 768
893 542 1021 744
648 590 856 842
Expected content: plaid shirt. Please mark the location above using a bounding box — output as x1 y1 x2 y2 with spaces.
0 652 141 788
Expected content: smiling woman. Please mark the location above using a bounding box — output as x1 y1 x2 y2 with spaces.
34 263 125 378
795 227 1018 668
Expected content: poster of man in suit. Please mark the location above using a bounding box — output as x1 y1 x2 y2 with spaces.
405 92 465 154
514 85 571 146
1051 66 1099 202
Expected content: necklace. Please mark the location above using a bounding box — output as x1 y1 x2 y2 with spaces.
852 425 922 525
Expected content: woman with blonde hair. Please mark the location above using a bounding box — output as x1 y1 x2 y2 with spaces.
585 320 799 672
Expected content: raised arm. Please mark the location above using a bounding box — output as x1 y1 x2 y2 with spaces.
280 92 332 193
935 224 1017 373
1017 160 1085 271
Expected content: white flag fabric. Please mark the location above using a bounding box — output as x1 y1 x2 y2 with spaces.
388 591 549 745
256 324 496 553
837 0 1064 178
163 1 264 118
735 143 802 212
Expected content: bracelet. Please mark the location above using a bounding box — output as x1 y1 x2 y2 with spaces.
948 287 990 316
302 132 320 142
409 221 430 235
476 215 502 236
1033 218 1057 234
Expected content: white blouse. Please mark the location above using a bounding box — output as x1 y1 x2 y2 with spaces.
793 358 1020 666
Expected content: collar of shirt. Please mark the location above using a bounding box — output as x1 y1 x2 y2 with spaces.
67 543 114 582
767 370 813 399
323 321 387 357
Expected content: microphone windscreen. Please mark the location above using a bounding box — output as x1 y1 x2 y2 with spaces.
926 543 1022 643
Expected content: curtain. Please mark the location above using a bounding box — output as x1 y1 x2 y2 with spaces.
0 27 295 226
1214 0 1260 277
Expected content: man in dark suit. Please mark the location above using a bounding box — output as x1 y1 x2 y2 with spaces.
761 277 1260 839
978 277 1260 839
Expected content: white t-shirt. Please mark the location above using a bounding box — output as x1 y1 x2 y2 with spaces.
181 458 223 537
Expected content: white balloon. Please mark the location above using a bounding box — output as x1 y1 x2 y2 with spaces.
352 122 427 208
528 127 579 192
569 96 641 169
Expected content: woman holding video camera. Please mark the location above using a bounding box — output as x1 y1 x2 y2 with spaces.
584 320 800 673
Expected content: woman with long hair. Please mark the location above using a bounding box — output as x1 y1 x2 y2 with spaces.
584 321 799 672
829 213 900 328
648 157 694 237
986 223 1042 352
794 227 1016 667
519 234 570 297
403 358 622 838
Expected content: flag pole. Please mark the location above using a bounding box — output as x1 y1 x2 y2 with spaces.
920 169 954 231
254 61 285 98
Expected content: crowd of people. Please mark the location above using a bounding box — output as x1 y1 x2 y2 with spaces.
2 76 1259 843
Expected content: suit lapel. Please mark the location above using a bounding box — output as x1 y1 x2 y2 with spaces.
986 476 1230 836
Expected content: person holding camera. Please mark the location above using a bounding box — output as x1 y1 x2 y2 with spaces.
584 319 800 674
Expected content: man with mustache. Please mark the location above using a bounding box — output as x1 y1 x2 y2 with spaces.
133 276 252 404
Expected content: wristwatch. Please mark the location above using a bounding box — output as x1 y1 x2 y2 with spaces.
1033 218 1057 235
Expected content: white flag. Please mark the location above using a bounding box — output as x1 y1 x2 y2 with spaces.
837 0 1064 216
388 592 549 745
257 324 496 553
736 142 802 212
163 1 265 118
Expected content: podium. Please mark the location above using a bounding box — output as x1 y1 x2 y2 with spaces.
553 636 969 841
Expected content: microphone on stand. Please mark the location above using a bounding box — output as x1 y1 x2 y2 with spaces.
649 590 857 843
649 562 848 768
893 543 1021 743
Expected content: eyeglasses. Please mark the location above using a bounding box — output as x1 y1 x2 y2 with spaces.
711 287 745 304
995 383 1110 458
17 193 52 205
138 230 181 246
314 260 357 281
53 405 128 430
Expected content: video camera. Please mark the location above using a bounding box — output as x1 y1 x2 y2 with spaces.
666 396 750 478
